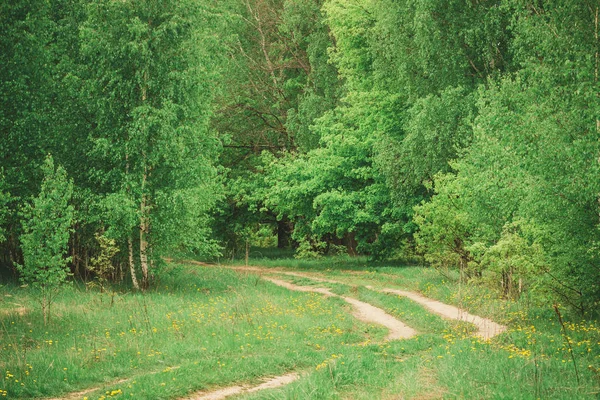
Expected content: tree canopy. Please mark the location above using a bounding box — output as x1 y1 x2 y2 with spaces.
1 0 598 311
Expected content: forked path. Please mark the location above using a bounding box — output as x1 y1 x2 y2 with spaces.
226 265 506 340
183 372 300 400
376 287 506 340
49 262 503 400
264 277 416 340
167 261 505 400
180 274 416 400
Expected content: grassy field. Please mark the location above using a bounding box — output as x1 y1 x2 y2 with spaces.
0 254 599 399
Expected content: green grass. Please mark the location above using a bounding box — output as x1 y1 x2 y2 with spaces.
228 253 600 399
211 247 413 270
1 254 599 399
0 264 385 399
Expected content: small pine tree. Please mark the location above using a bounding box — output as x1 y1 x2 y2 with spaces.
18 155 74 325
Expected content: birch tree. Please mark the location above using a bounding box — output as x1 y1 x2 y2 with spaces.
81 0 222 288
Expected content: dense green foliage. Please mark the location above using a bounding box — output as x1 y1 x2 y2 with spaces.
214 0 600 312
0 0 225 289
413 2 600 311
1 0 599 311
17 156 74 324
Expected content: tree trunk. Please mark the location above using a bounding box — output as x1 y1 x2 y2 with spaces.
42 301 48 326
245 238 250 266
83 248 89 281
344 232 358 256
139 160 149 289
71 229 79 278
277 219 291 248
125 140 140 290
128 236 140 290
138 65 150 290
139 225 149 289
139 191 149 290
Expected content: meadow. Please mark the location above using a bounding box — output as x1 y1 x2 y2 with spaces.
0 256 599 399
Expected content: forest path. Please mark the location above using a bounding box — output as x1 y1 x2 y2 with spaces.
183 372 300 400
214 263 506 340
167 261 506 400
263 276 416 340
173 265 416 400
47 368 178 400
50 262 505 400
374 287 506 340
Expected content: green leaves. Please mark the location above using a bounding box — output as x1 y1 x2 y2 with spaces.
18 156 74 287
17 155 74 323
415 5 600 305
81 0 223 271
264 92 399 257
0 0 599 308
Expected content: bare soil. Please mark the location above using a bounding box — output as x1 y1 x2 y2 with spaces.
230 265 506 339
263 277 416 340
184 372 299 400
377 288 506 339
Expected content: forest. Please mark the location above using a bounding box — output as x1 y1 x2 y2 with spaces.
1 0 600 313
2 1 600 399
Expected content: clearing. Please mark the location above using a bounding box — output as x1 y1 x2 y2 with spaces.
0 257 598 399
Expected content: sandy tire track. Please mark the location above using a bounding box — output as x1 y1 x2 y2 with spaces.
263 277 416 340
375 287 506 339
224 264 506 339
183 372 300 400
46 367 181 400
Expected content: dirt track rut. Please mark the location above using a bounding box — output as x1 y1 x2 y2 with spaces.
229 265 506 340
263 277 417 340
376 287 506 339
184 372 299 400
